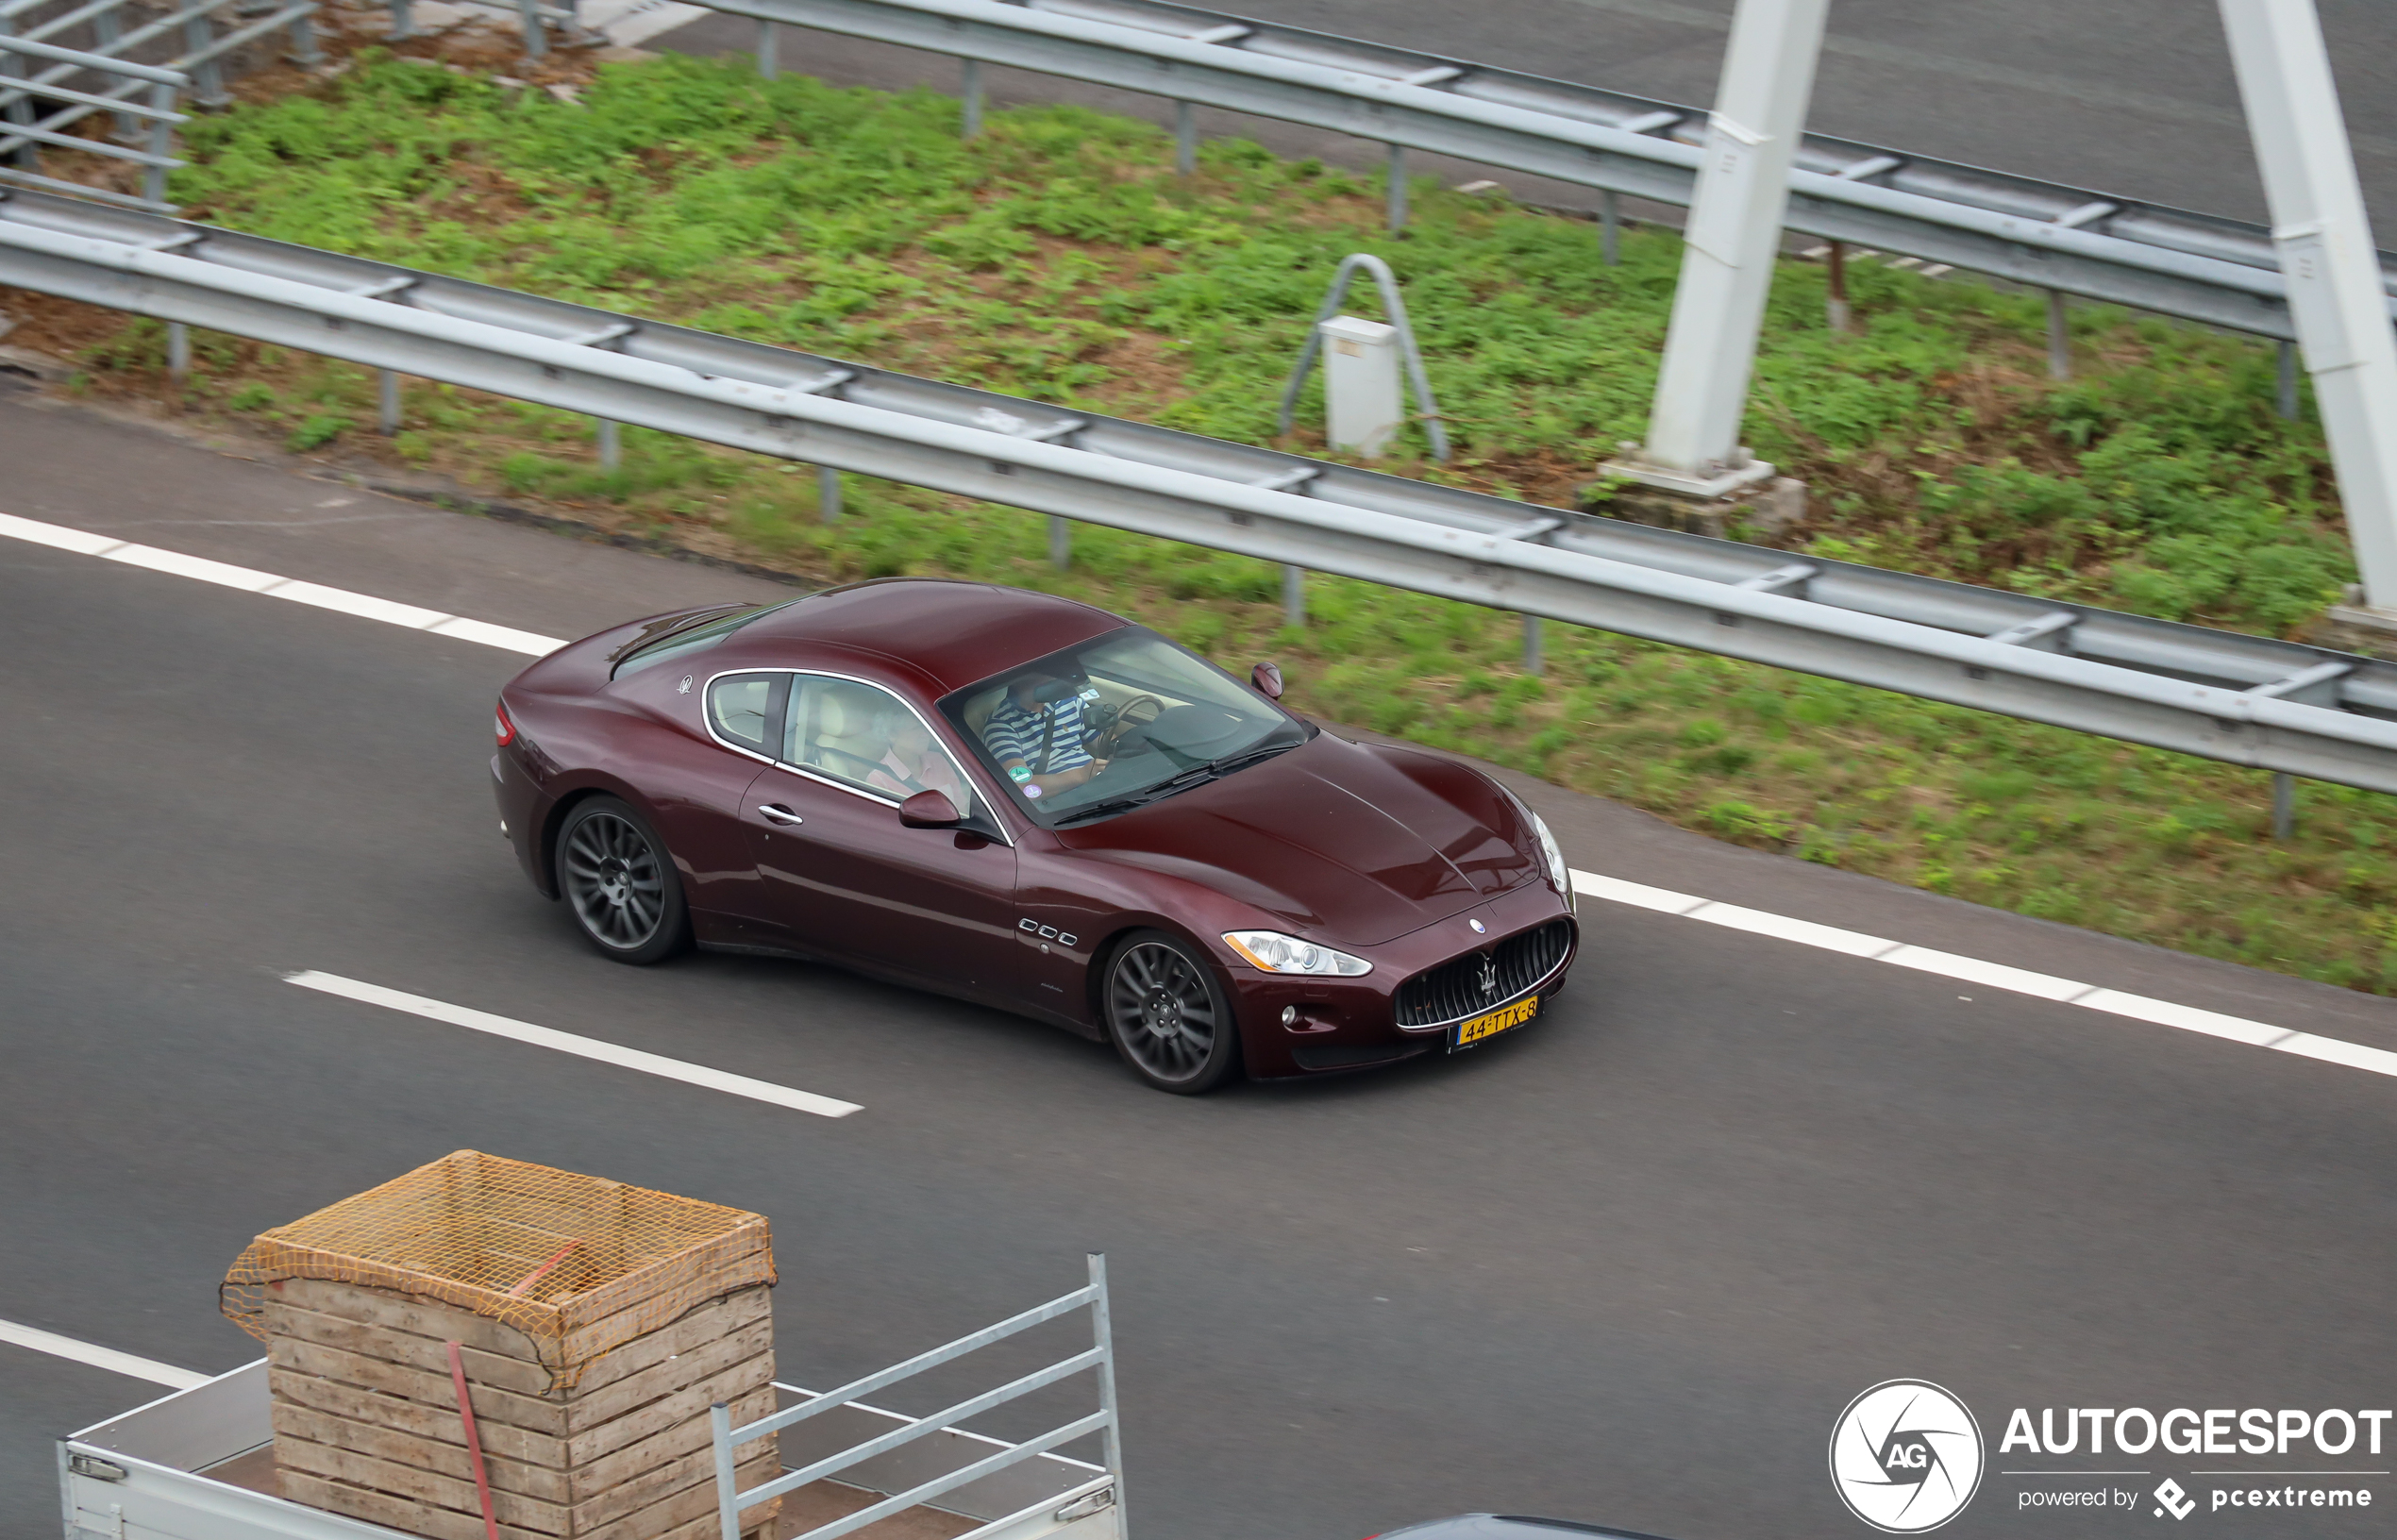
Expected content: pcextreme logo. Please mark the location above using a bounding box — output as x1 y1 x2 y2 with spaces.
1831 1380 1987 1533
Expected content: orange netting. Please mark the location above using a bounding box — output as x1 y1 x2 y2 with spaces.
222 1150 773 1389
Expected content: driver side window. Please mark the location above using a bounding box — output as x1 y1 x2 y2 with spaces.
782 676 975 816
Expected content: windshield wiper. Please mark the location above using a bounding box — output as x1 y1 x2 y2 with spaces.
1052 739 1300 825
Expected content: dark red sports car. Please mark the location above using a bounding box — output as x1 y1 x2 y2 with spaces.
490 578 1578 1092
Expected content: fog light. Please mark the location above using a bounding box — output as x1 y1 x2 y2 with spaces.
1280 1005 1298 1027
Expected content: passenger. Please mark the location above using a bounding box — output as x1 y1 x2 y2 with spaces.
865 708 969 812
981 672 1104 802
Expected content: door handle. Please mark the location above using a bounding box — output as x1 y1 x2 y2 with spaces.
757 804 804 827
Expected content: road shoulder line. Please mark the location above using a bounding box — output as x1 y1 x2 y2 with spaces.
1571 869 2397 1080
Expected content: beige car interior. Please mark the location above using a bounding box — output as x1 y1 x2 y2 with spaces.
785 676 973 815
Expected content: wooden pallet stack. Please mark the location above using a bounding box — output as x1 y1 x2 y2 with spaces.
224 1153 783 1540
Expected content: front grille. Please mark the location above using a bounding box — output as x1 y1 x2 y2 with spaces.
1394 919 1574 1029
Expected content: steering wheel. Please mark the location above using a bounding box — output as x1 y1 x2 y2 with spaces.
1088 695 1165 760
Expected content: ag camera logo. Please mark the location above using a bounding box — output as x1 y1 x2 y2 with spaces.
1830 1380 1986 1532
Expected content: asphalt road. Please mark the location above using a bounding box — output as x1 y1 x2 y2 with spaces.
651 0 2397 233
5 382 2397 1540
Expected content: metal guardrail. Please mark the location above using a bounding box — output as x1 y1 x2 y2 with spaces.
711 1255 1125 1540
0 0 318 213
706 0 2397 343
8 185 2397 791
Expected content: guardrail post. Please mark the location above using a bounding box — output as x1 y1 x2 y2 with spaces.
961 59 982 139
756 19 777 78
1282 563 1304 627
518 0 547 59
94 6 138 141
288 10 323 69
1048 513 1068 569
2045 290 2071 379
2277 337 2301 420
1630 0 1829 485
2272 771 2297 839
389 0 413 41
1 16 34 170
2220 0 2397 610
1522 614 1543 674
142 78 174 207
1825 240 1851 333
166 321 189 382
1086 1254 1128 1540
377 368 400 433
596 418 619 468
819 464 840 523
1385 142 1407 234
184 11 226 109
1600 189 1620 266
1174 99 1195 176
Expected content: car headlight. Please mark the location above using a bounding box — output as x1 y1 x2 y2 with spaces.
1222 930 1373 976
1517 801 1575 911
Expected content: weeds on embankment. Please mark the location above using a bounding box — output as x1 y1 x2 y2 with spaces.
26 51 2397 991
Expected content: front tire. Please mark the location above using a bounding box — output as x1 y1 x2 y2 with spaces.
556 795 690 965
1103 930 1242 1094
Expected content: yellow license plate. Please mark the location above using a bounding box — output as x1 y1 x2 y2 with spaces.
1453 995 1539 1048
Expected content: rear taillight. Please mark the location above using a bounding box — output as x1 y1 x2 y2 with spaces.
494 700 517 747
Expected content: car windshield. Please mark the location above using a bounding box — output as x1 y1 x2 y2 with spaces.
941 628 1306 827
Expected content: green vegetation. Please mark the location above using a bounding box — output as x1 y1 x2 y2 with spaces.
54 51 2397 989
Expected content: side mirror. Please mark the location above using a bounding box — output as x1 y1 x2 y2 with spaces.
898 789 963 828
1250 661 1284 700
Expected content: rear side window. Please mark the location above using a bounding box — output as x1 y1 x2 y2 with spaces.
706 673 788 757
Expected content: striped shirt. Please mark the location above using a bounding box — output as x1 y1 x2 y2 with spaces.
983 691 1094 775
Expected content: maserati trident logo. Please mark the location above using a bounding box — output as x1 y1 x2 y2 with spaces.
1476 954 1498 998
1829 1381 1985 1532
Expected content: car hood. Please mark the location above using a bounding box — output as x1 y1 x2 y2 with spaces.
1059 733 1538 946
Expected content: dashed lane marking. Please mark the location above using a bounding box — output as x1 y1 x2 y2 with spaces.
1571 871 2397 1080
0 1317 207 1389
286 971 864 1117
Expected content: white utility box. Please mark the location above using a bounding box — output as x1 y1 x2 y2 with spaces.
1319 314 1403 458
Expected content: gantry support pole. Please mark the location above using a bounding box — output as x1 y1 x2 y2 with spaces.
2219 0 2397 611
1629 0 1829 492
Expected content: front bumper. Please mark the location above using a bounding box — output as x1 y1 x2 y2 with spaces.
1228 879 1578 1078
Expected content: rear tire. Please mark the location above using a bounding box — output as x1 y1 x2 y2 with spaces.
556 795 690 965
1103 930 1242 1094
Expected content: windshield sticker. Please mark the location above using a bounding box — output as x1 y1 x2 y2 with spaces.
1009 764 1032 783
1023 783 1044 797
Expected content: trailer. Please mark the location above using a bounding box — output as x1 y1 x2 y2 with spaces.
58 1261 1126 1540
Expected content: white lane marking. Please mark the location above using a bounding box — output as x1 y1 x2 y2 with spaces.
1571 868 2397 1080
285 971 863 1117
0 1318 207 1389
13 510 2390 1085
0 511 565 656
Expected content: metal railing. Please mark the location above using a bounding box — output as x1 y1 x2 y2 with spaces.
0 33 183 209
8 185 2397 793
682 0 2396 344
711 1255 1125 1540
0 0 318 212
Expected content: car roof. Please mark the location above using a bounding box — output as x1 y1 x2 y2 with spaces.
734 579 1127 695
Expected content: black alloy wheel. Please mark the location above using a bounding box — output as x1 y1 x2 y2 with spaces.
1103 930 1241 1093
557 796 689 964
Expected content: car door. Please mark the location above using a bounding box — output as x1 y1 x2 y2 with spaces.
622 668 786 945
741 674 1020 1001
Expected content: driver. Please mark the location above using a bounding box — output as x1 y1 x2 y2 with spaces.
981 671 1106 803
